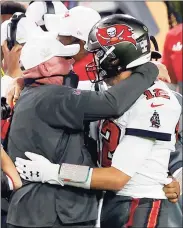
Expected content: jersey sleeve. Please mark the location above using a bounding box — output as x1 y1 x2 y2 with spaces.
125 95 181 141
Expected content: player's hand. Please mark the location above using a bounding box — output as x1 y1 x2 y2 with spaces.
151 61 171 83
163 178 180 203
15 152 63 186
2 41 22 78
6 77 25 106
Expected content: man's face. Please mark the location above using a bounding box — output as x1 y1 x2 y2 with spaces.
46 56 75 76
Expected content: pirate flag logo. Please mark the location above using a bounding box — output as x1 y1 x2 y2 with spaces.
96 24 137 47
150 110 161 128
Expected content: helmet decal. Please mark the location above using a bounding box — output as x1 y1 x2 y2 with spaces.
96 24 137 47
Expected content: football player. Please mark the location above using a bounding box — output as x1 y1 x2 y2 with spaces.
15 15 182 228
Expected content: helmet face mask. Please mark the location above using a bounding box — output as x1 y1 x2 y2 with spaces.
85 14 155 83
86 47 125 83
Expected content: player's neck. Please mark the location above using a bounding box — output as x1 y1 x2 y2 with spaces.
110 70 132 86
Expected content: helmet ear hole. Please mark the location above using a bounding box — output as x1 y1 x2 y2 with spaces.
111 58 120 66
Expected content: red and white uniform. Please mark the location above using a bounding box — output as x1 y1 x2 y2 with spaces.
98 80 181 199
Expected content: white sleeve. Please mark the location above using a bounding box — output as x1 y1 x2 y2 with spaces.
112 135 154 177
1 75 13 97
125 97 181 141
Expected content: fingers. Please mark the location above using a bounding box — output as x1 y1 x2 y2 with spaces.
16 165 29 181
25 152 48 162
16 166 25 175
168 198 178 203
163 186 176 194
12 44 22 52
164 180 177 188
15 157 32 166
2 41 9 54
163 179 180 202
15 160 24 169
14 84 22 102
20 173 28 180
2 41 22 54
165 192 178 199
6 88 15 106
6 78 24 105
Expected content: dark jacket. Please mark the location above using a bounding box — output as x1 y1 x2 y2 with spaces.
7 63 158 227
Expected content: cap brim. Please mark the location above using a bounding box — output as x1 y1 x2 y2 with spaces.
151 51 162 59
44 14 72 36
56 43 80 57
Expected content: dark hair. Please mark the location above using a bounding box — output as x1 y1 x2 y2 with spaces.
1 1 26 15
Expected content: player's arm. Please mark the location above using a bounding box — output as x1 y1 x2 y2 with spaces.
1 145 22 190
90 135 154 190
39 62 158 129
15 136 153 191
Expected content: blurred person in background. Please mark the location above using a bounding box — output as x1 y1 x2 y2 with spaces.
162 1 183 94
1 14 44 149
1 3 25 227
26 1 101 84
1 11 44 79
1 1 26 75
1 1 26 23
25 1 68 31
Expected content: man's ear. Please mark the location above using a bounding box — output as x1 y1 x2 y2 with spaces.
38 62 51 77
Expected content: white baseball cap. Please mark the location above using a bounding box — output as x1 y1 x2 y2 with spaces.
26 1 68 27
1 14 44 46
44 6 101 42
20 33 80 70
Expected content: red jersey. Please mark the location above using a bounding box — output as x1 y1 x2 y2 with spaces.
73 53 95 81
162 24 182 83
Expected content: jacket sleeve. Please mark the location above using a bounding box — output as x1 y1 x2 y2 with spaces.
41 62 158 129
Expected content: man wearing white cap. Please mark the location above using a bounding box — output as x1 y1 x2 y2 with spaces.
26 1 68 31
46 6 101 84
1 12 44 92
3 4 101 103
6 33 159 228
26 3 101 84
